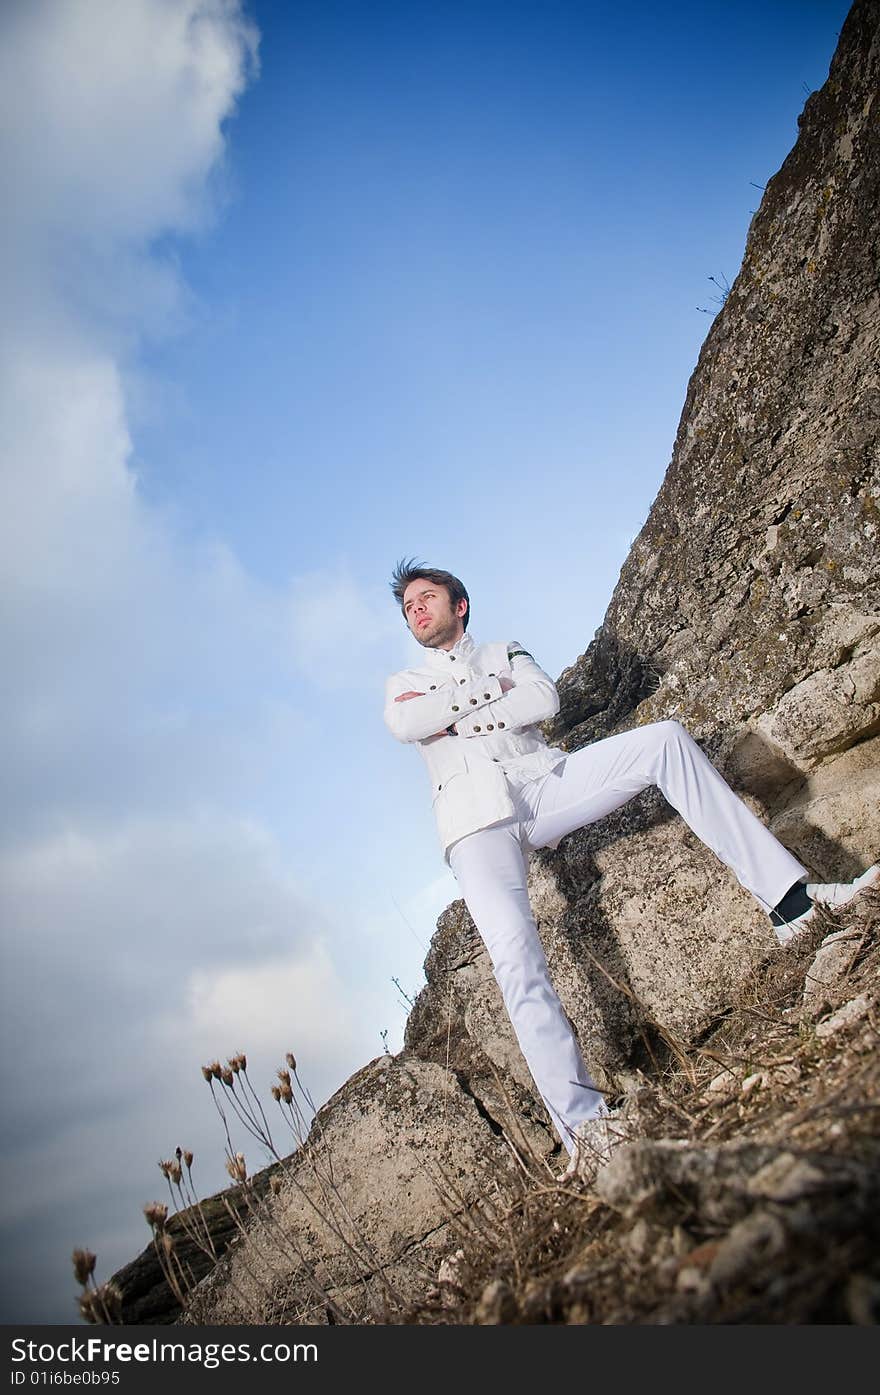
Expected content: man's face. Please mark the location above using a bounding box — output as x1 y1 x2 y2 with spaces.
402 578 467 650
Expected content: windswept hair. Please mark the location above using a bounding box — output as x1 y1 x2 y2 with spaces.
389 557 470 629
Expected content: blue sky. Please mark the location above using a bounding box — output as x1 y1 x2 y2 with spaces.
0 0 850 1323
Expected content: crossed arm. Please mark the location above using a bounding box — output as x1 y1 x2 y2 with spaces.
383 650 560 744
391 675 515 739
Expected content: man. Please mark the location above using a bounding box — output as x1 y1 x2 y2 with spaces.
383 559 878 1178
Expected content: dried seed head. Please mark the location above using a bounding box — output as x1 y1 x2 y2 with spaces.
238 1052 247 1071
201 1064 213 1082
183 1150 194 1169
79 1282 123 1324
170 1161 182 1185
72 1248 97 1286
221 1068 234 1087
277 1067 291 1087
158 1159 174 1179
280 1084 293 1105
210 1061 223 1080
286 1052 297 1071
143 1202 168 1231
78 1291 100 1324
225 1152 247 1184
271 1085 281 1102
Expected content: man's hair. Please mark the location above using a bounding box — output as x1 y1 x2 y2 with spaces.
389 557 470 629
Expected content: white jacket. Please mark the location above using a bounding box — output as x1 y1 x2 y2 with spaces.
384 632 568 858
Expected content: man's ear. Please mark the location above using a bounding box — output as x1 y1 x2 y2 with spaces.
456 599 468 618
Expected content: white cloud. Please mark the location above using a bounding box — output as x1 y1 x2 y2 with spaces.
0 0 258 247
0 814 331 1114
285 569 402 688
182 944 362 1058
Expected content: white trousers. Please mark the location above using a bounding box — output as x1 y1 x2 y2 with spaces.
448 720 807 1153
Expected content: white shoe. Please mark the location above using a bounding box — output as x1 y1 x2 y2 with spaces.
559 1106 627 1184
773 864 880 946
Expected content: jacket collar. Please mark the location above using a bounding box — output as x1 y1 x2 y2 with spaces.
423 630 477 669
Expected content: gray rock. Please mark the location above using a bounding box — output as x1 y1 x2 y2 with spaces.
802 927 866 1009
814 993 872 1039
475 1277 518 1324
707 1211 788 1289
746 1154 829 1202
183 1054 509 1324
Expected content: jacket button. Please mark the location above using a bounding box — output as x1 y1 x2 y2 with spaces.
488 672 496 677
486 724 494 731
438 783 442 791
473 725 481 732
451 705 459 712
469 698 477 705
429 684 437 690
450 656 456 661
483 692 491 699
493 757 499 762
459 678 465 685
498 721 505 729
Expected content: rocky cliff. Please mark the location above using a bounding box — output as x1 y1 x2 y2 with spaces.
110 0 879 1325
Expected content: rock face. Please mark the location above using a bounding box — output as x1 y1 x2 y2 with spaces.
112 0 880 1324
179 1056 511 1325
